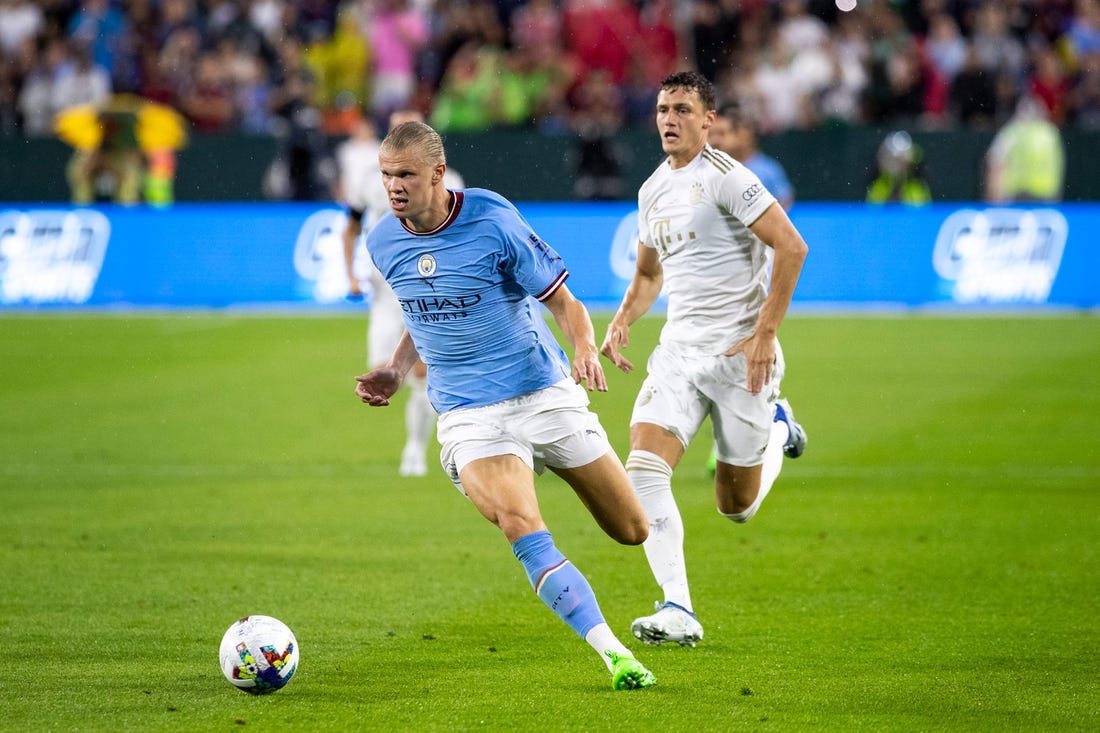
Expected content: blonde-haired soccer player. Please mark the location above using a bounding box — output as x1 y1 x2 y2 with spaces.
355 121 656 689
339 111 464 476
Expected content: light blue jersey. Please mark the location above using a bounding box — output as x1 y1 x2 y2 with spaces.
744 152 793 207
365 188 571 413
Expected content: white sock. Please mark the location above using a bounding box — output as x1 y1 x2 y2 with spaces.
585 623 632 671
403 375 435 455
723 420 789 523
626 450 692 613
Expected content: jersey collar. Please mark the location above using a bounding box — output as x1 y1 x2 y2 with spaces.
400 190 464 236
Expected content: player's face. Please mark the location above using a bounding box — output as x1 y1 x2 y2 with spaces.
379 149 444 223
707 117 732 153
656 87 714 167
709 118 750 160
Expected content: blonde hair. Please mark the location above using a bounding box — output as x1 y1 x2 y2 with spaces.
380 121 446 167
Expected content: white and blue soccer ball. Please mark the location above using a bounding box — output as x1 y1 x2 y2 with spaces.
219 615 299 694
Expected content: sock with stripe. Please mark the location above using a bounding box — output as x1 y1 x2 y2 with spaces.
512 530 614 657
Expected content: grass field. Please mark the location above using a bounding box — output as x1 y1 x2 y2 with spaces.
1 313 1098 732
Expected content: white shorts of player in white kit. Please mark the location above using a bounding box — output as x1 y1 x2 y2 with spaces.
437 378 612 495
631 341 785 467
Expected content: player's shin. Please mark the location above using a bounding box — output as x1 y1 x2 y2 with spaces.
512 530 606 638
626 450 692 611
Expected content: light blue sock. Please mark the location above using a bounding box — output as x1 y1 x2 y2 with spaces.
512 530 606 639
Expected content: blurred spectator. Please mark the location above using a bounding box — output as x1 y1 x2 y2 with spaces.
155 25 201 106
692 0 748 82
1028 47 1071 124
951 45 998 127
813 35 869 126
0 0 44 60
636 0 680 87
248 0 288 46
323 90 367 136
511 0 561 52
562 0 641 84
1067 50 1100 127
1063 0 1100 68
864 4 927 123
234 52 274 134
427 0 506 90
429 42 498 131
777 0 829 54
969 1 1026 117
304 5 370 114
570 69 625 200
266 67 333 200
52 42 113 116
363 0 430 122
751 29 833 131
923 13 967 83
179 53 234 132
984 95 1065 202
67 0 129 82
866 130 932 204
16 36 70 136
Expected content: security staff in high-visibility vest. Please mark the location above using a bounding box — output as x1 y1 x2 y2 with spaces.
866 131 932 205
984 96 1065 203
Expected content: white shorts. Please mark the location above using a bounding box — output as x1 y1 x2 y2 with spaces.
437 378 612 495
630 341 784 466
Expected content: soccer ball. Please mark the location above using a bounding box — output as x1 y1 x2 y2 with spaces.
219 615 300 694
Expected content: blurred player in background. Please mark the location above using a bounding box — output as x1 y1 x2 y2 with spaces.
983 95 1064 204
338 110 463 476
708 104 795 211
601 71 808 647
866 130 932 204
353 121 657 690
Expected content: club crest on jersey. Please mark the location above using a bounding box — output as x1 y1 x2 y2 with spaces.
690 181 704 205
417 254 437 277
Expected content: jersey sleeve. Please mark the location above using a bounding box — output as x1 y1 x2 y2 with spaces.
716 164 776 228
493 195 568 302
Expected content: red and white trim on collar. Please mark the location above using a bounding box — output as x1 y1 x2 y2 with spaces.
400 190 464 236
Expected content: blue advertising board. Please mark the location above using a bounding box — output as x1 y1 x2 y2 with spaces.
0 202 1096 312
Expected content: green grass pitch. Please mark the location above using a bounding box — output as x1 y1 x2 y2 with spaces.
1 313 1097 732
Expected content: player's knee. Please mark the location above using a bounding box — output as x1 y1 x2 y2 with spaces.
615 515 649 546
494 511 546 543
716 488 758 522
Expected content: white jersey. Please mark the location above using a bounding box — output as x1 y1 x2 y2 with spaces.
638 145 776 355
338 137 388 223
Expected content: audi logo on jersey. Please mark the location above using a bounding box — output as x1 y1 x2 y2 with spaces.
742 184 763 201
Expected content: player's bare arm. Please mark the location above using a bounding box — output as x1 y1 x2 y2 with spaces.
355 329 420 406
725 203 808 394
543 284 607 392
601 243 664 374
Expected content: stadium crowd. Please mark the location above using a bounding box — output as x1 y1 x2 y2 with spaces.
1 0 1099 141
